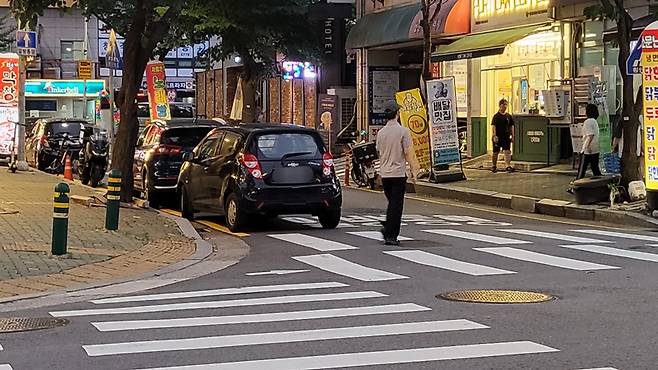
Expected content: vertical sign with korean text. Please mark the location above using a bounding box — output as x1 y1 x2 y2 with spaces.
395 88 431 170
146 61 171 121
642 24 658 191
0 53 19 156
426 78 460 165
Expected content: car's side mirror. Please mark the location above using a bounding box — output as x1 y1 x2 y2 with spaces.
182 151 194 162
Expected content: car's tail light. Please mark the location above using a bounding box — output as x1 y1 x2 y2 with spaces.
240 153 263 179
322 152 334 177
40 135 49 148
154 144 182 156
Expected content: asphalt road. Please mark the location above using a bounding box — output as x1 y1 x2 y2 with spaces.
1 188 658 370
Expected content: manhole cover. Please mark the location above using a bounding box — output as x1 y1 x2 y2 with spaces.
0 317 69 333
438 290 554 304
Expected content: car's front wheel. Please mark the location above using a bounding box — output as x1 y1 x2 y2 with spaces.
225 193 247 232
318 209 341 229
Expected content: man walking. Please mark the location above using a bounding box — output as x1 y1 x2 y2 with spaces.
491 99 515 172
376 100 419 246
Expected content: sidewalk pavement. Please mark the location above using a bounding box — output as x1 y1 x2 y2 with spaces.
0 169 196 300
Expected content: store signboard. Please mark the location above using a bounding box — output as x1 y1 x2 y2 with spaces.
25 80 105 97
642 23 658 191
426 78 460 165
0 53 19 156
395 88 431 170
146 61 171 121
472 0 550 32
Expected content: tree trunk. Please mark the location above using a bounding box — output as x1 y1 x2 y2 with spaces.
421 0 432 82
240 54 258 123
617 8 642 187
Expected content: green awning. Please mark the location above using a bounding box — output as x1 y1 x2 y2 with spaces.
346 4 421 49
432 24 543 62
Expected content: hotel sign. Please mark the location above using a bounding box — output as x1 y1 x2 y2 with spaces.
472 0 551 31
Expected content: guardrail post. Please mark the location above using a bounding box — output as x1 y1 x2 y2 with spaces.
52 183 70 256
106 169 122 230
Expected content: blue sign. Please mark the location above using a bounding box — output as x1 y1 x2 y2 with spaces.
16 31 37 56
25 80 106 97
627 38 642 75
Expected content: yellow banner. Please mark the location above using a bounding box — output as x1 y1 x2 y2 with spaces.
642 30 658 190
395 88 431 170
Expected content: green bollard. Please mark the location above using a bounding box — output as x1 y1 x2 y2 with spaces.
105 169 122 230
52 183 70 256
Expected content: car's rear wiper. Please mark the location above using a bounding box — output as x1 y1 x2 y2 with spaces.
280 151 313 163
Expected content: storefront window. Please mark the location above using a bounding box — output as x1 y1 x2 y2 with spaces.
441 60 468 117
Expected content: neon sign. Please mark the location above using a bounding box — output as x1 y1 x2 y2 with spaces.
473 0 549 21
282 62 317 80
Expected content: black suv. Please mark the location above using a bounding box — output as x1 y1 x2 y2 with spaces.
26 118 85 171
178 124 342 231
134 119 221 207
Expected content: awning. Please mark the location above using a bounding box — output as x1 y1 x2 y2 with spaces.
603 15 657 43
431 24 543 62
345 0 470 50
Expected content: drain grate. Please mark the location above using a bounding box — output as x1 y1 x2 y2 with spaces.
0 317 69 333
438 290 554 304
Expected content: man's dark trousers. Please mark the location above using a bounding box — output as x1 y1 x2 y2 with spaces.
382 177 407 240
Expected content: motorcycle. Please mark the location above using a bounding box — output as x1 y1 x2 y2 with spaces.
349 141 378 190
78 128 109 187
46 133 77 175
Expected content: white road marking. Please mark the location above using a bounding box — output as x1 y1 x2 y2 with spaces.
500 229 613 244
423 229 531 245
576 368 619 370
84 320 488 356
0 344 3 350
576 229 658 242
347 231 413 241
384 250 516 276
91 282 346 304
560 245 658 263
245 270 310 276
0 365 12 370
475 247 620 271
50 291 387 317
292 254 409 281
136 341 558 370
268 233 358 251
92 303 431 332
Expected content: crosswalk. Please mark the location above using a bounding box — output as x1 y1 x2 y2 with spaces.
54 281 565 369
0 343 11 370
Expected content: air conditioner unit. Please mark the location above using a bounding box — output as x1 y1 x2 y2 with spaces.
327 87 356 133
43 67 61 79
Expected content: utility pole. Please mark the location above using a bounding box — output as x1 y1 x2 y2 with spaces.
82 16 89 121
16 54 28 171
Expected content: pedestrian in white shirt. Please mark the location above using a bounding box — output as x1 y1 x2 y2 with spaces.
376 100 420 246
577 103 602 179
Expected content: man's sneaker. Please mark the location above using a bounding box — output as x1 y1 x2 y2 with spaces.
384 238 400 246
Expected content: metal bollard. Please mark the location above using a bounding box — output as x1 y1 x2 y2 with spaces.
52 183 70 256
105 169 122 230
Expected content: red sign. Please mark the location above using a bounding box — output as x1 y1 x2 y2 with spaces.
145 61 171 121
0 53 19 156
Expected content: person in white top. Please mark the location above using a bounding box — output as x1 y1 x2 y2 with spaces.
577 103 602 179
375 100 420 245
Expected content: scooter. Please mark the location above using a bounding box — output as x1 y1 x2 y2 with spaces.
349 140 378 190
46 133 76 175
78 129 109 187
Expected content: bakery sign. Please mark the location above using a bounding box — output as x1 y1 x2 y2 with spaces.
472 0 551 31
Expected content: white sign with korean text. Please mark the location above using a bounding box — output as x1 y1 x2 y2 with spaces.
426 78 460 165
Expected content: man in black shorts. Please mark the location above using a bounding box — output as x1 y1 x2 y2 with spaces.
491 99 515 172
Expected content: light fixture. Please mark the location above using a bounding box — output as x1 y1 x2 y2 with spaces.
234 56 242 63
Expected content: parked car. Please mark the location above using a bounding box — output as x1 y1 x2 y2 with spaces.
138 102 195 131
133 119 220 207
26 118 85 172
178 124 342 232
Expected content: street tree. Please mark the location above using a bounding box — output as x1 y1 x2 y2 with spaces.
199 0 320 123
585 0 641 186
420 0 443 83
10 0 224 201
0 14 15 51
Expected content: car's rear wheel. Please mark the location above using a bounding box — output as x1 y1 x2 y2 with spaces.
180 186 194 221
225 193 247 232
143 171 160 208
318 208 341 229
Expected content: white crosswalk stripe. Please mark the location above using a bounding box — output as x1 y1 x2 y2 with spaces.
135 341 558 370
91 303 432 332
268 233 358 251
0 365 13 370
500 229 613 244
475 247 620 271
423 229 532 245
49 291 387 317
575 229 658 242
83 320 488 356
292 254 409 281
348 231 413 241
576 368 619 370
560 245 658 263
384 250 516 276
90 282 348 304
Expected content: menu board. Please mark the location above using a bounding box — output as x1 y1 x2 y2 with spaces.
369 67 399 125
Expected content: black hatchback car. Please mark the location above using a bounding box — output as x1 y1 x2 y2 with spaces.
26 118 85 171
178 124 342 231
134 119 221 207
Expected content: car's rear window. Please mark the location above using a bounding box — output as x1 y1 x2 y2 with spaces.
47 121 82 136
138 104 194 118
253 132 322 160
161 127 213 148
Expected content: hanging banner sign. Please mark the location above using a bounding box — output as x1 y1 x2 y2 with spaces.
0 53 19 156
641 23 658 191
146 61 171 121
426 78 460 165
395 88 431 170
